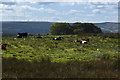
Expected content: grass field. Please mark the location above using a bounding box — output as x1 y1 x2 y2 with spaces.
1 34 120 78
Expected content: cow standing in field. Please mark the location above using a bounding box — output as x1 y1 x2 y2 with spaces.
17 32 28 38
75 39 89 44
0 44 8 50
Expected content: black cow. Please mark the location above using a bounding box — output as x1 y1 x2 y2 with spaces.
17 32 28 38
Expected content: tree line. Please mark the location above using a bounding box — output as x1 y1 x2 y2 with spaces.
50 22 102 35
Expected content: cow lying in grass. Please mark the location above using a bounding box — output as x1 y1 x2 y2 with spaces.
0 44 8 50
53 37 63 40
75 39 89 44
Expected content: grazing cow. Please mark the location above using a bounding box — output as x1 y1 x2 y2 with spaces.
17 32 28 38
53 37 63 40
75 39 89 44
0 44 8 50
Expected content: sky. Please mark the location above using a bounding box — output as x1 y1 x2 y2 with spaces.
0 0 119 23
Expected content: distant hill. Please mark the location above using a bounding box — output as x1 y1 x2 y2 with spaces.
2 21 54 35
1 21 119 35
94 22 118 33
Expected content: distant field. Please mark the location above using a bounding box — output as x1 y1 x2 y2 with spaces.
2 34 120 78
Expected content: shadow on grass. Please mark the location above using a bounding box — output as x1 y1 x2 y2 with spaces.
2 57 119 78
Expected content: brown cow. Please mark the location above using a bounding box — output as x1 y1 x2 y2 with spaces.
81 39 89 42
75 39 89 44
75 40 82 43
0 44 8 50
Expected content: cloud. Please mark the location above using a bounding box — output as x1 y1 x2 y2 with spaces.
92 9 100 13
5 8 14 11
88 0 119 2
0 2 16 5
21 5 57 14
1 1 118 22
0 4 4 7
68 9 82 15
1 2 57 16
45 8 56 13
97 5 104 8
59 2 76 6
21 5 42 11
54 9 82 16
89 2 118 9
0 0 119 2
0 0 28 2
33 2 55 5
92 9 105 13
0 2 17 11
69 9 81 13
0 4 15 11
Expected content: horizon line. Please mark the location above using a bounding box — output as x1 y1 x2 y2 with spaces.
0 21 118 23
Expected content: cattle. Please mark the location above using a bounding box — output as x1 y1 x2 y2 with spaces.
75 40 81 42
17 32 28 38
53 37 63 40
0 44 8 50
75 39 89 44
81 39 89 42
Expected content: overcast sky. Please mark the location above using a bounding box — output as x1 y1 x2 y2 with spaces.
0 0 119 23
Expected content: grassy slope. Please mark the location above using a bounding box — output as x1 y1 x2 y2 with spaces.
1 35 119 78
2 35 118 62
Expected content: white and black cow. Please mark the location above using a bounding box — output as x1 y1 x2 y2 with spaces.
17 32 28 38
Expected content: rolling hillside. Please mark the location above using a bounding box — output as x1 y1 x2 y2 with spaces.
94 22 118 33
2 21 54 35
1 21 119 35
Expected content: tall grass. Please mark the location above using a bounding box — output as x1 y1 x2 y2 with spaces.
2 57 119 78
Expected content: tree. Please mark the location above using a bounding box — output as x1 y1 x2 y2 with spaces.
71 22 102 34
73 28 84 34
50 23 71 35
50 22 102 35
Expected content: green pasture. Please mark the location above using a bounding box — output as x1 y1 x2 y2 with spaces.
2 35 119 63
